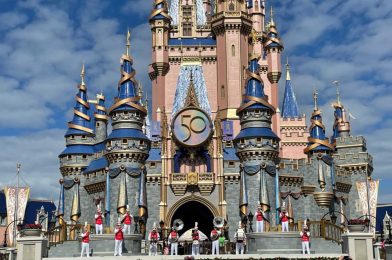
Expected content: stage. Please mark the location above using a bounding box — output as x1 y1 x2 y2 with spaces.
45 253 346 259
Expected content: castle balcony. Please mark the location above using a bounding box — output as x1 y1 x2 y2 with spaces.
170 172 214 196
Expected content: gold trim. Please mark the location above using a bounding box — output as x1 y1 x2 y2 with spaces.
76 96 90 109
108 96 147 114
74 109 90 121
67 123 94 134
237 95 275 114
95 114 108 120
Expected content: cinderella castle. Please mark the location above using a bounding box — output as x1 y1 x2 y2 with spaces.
56 0 376 252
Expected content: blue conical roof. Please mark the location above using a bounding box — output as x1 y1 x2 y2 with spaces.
304 93 334 154
65 67 94 137
281 63 300 118
239 55 274 112
150 0 171 21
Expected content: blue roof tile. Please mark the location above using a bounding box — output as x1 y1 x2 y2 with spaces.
59 145 95 157
83 157 108 174
147 148 161 161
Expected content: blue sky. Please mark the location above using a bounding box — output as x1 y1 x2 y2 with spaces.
0 0 391 204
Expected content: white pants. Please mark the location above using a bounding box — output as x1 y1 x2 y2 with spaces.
282 221 289 232
212 240 219 255
149 243 158 256
123 224 131 235
302 241 310 254
96 224 103 234
170 242 178 255
256 220 264 232
236 242 244 255
114 239 123 256
81 242 90 257
192 243 200 255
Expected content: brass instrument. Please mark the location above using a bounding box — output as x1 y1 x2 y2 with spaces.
169 219 183 243
212 217 224 241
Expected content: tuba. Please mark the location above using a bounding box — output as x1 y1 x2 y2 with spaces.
170 219 183 243
212 217 224 240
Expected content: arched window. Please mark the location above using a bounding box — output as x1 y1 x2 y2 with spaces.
255 1 259 11
221 85 225 99
229 3 235 11
231 44 235 56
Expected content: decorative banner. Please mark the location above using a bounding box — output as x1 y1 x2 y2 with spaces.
222 120 233 140
151 121 161 137
5 186 30 246
356 180 379 234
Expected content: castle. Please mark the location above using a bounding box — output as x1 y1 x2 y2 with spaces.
58 0 374 239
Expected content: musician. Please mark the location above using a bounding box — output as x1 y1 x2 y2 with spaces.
280 207 289 232
114 221 124 256
234 221 246 255
300 222 311 254
210 226 221 256
168 227 179 255
256 205 265 233
80 226 90 257
148 224 160 256
122 205 133 235
95 206 104 235
191 222 200 256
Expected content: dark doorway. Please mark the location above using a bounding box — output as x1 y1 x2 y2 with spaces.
170 201 214 237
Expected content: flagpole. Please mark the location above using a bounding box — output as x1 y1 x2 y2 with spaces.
13 163 21 246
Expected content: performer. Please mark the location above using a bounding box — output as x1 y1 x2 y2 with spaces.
80 225 90 257
234 221 246 255
191 222 200 256
114 220 124 256
122 205 133 235
148 223 160 256
95 205 104 235
256 205 265 233
210 226 220 256
168 227 178 255
280 205 289 232
300 221 311 254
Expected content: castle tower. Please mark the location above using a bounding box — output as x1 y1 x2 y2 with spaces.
279 60 308 159
331 83 351 145
94 93 108 143
106 31 151 229
234 54 280 228
212 0 252 126
149 0 171 120
264 7 283 133
59 65 95 222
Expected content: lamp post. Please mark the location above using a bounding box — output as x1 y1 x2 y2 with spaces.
248 211 254 233
3 219 23 248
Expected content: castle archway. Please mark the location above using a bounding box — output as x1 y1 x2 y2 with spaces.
166 196 219 237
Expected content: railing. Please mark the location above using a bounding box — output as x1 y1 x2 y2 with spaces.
308 220 343 244
156 241 237 255
45 223 91 248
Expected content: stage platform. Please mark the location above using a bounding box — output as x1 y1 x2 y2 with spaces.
45 253 346 259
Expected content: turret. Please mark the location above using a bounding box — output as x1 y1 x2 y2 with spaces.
211 0 252 121
331 82 351 145
248 0 266 32
59 64 95 177
234 54 279 229
149 0 170 120
281 59 300 118
106 31 151 228
304 90 334 155
94 93 108 143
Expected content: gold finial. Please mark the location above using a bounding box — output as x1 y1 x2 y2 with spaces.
270 6 275 26
286 57 291 81
313 89 318 111
81 63 85 85
126 29 131 56
138 80 143 97
332 80 340 105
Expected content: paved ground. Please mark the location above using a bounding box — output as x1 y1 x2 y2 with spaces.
44 253 346 259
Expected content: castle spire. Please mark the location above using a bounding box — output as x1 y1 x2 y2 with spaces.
108 31 146 115
281 59 300 118
331 81 351 142
65 64 94 136
269 6 275 27
304 89 334 154
150 0 171 22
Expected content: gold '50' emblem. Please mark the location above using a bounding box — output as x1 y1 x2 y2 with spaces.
172 108 212 147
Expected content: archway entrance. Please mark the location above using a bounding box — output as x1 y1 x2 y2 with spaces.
170 201 214 237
